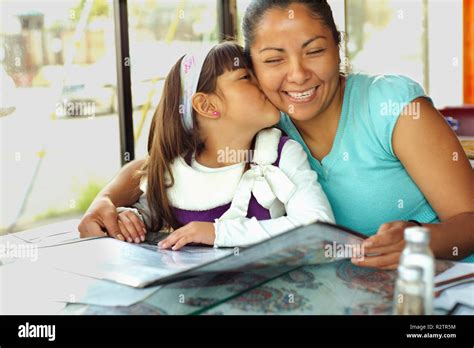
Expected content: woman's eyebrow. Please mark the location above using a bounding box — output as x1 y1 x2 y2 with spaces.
302 35 327 48
258 47 284 53
258 35 327 53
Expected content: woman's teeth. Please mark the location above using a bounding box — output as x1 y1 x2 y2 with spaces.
285 87 317 101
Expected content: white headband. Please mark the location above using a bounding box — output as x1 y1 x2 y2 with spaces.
179 46 214 132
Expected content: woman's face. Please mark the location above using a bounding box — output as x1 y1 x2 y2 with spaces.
214 68 280 132
250 3 341 122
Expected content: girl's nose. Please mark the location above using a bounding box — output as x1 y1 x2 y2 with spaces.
287 58 311 85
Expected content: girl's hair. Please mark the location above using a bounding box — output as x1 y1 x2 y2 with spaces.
242 0 341 67
140 41 248 232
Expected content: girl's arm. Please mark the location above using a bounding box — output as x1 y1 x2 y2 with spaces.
355 98 474 269
213 139 334 247
78 158 145 239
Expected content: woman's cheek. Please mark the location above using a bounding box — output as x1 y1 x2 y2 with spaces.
265 87 287 113
259 78 282 104
253 65 283 108
318 54 340 80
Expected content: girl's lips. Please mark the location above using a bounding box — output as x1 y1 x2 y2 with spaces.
283 85 319 104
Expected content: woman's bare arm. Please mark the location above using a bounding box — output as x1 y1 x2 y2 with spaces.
100 159 145 207
393 98 474 259
78 158 145 238
355 98 474 269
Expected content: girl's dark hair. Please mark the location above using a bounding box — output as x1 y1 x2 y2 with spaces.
140 41 248 232
242 0 341 63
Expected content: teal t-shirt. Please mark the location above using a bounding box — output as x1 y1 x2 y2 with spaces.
278 73 473 263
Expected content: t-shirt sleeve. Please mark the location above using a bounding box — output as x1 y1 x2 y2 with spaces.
367 75 432 157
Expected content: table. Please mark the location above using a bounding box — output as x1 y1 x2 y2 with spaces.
458 135 474 167
62 259 454 315
0 220 467 315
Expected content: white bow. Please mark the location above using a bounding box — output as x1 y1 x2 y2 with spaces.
219 163 296 220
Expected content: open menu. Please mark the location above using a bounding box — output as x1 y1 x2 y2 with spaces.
36 221 367 288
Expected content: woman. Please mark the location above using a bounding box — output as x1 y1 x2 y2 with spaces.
79 0 474 269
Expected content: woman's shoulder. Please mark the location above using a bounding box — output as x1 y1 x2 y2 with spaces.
348 73 429 104
347 73 431 157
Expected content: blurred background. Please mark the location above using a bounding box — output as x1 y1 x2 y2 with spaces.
1 0 473 233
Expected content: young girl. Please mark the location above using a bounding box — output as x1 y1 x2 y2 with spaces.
115 41 334 250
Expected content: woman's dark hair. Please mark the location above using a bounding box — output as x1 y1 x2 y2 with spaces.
139 41 249 232
242 0 341 62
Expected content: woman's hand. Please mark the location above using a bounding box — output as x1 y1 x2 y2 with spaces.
78 196 122 239
117 210 147 244
158 221 216 251
351 221 418 270
78 158 145 239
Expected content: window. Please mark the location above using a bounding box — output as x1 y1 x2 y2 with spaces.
346 0 464 108
236 0 251 44
346 0 427 89
1 0 121 232
127 0 219 158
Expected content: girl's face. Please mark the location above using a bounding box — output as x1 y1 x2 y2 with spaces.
214 68 280 132
250 3 341 122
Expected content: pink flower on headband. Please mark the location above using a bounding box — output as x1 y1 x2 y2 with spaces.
183 55 196 74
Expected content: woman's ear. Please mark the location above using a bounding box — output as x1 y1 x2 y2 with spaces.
192 93 220 120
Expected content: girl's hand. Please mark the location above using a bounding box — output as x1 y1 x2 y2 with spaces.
117 210 147 244
351 221 418 270
158 222 215 251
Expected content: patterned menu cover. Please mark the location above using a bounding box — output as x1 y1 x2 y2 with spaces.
39 222 366 288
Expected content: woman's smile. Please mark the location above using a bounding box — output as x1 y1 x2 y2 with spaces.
282 85 320 104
